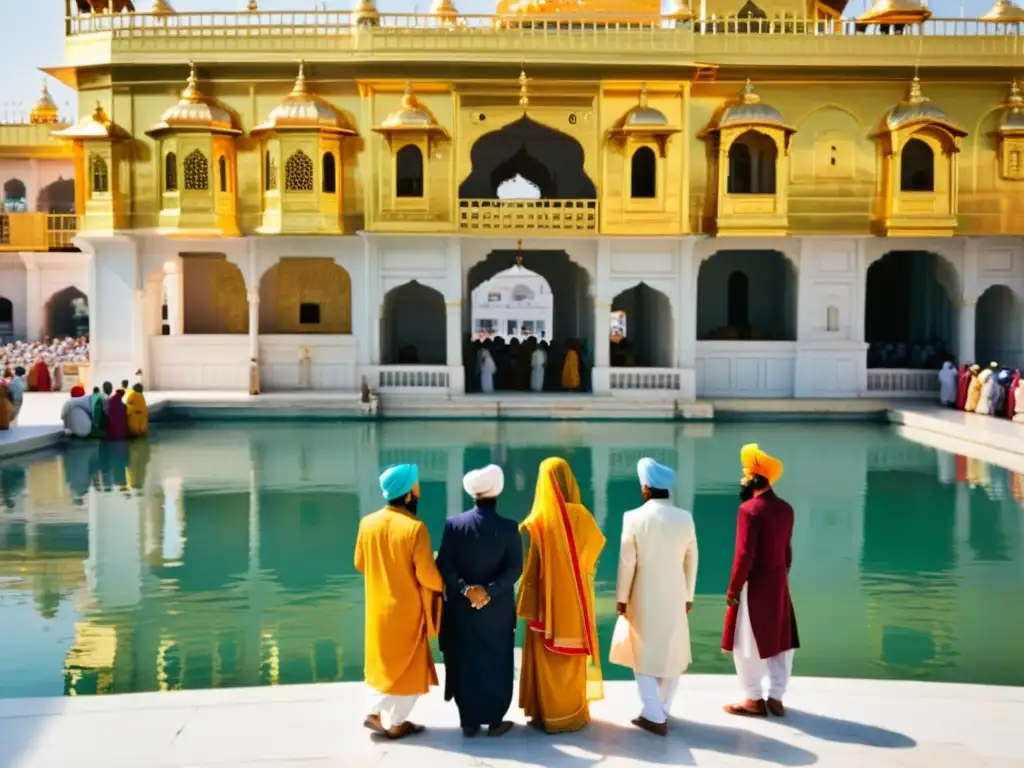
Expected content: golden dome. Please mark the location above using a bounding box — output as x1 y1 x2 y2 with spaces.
883 77 966 136
997 80 1024 134
374 84 448 136
250 61 357 136
146 62 241 137
430 0 459 24
708 80 794 133
151 0 175 14
857 0 931 24
30 81 61 125
353 0 380 26
53 102 131 141
613 84 679 133
981 0 1024 21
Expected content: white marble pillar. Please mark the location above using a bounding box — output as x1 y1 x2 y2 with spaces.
445 300 465 394
24 261 42 341
161 477 184 561
247 287 260 360
958 300 976 365
592 299 612 393
132 288 148 384
163 259 183 336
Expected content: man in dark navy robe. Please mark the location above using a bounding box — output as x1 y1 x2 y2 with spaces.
436 464 522 738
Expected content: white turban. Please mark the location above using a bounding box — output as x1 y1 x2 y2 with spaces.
463 464 504 499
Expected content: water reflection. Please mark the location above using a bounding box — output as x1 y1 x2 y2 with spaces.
0 421 1022 699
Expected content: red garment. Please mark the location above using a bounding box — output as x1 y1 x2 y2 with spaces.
721 489 800 659
955 366 971 410
70 385 85 398
955 454 967 484
107 391 128 440
30 361 52 393
1005 372 1020 418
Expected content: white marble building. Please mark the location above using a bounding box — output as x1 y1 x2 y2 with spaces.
2 233 1023 398
471 266 554 341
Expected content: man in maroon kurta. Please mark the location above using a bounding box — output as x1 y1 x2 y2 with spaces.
721 443 799 718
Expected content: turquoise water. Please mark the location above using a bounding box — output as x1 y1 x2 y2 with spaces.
0 420 1022 699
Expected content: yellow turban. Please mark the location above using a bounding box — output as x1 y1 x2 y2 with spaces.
740 443 784 486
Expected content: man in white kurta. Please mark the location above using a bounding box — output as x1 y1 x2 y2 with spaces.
610 458 699 736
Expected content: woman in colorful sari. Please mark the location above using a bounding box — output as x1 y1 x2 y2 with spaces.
517 457 606 734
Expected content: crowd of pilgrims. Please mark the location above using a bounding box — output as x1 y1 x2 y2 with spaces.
0 336 90 393
869 339 952 370
59 378 149 440
467 336 587 393
938 361 1024 421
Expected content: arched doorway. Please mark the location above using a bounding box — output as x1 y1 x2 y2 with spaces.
259 258 352 334
610 283 673 368
181 253 249 334
382 281 446 365
2 178 27 210
975 285 1023 369
0 297 13 340
45 286 88 338
459 116 596 200
464 250 592 392
697 251 796 340
36 178 76 214
864 251 956 369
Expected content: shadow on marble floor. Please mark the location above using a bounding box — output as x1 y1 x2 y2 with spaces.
385 719 821 766
781 710 917 748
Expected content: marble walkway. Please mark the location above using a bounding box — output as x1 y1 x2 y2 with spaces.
1 675 1022 768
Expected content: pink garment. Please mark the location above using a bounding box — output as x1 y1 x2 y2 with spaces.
107 391 128 440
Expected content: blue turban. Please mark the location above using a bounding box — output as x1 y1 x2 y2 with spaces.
380 464 419 501
637 457 676 491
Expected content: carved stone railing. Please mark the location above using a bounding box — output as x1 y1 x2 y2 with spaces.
609 367 682 392
458 199 598 234
0 214 80 252
865 368 939 398
371 365 450 392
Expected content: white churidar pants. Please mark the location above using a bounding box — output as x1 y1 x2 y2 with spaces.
368 691 418 730
733 584 795 701
635 674 680 725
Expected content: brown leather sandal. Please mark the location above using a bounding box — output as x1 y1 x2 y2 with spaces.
363 714 386 734
723 699 768 717
766 698 785 717
386 721 426 740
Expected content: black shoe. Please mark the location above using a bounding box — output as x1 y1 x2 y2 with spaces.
487 721 514 737
462 725 480 738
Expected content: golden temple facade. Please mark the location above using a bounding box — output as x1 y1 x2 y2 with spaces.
37 0 1024 240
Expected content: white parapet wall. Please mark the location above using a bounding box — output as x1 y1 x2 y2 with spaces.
259 335 358 391
149 335 250 390
695 341 797 398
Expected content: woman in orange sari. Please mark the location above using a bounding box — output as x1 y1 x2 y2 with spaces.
517 457 606 733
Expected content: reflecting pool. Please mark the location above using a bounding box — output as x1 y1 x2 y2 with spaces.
1 420 1022 699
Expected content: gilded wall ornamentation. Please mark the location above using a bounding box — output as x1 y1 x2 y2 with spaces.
183 149 210 191
285 150 315 192
266 258 352 333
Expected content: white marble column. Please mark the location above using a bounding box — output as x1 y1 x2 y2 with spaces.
247 287 260 360
163 259 183 336
24 261 42 341
592 299 612 393
132 288 148 383
445 300 465 394
958 300 976 365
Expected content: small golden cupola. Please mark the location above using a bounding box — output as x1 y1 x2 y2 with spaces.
605 84 682 229
146 61 243 236
991 79 1024 181
857 0 931 26
873 76 967 236
53 102 132 234
30 81 61 125
150 0 176 14
352 0 380 26
250 60 358 235
980 0 1024 21
430 0 460 25
701 79 796 236
372 83 450 226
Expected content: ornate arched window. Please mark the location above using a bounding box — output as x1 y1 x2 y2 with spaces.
90 154 109 194
164 152 177 192
727 130 777 194
395 145 424 198
218 155 228 193
322 152 337 194
285 150 315 192
183 149 210 191
900 138 934 192
630 146 657 199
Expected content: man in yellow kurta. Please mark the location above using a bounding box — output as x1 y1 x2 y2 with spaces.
355 463 444 740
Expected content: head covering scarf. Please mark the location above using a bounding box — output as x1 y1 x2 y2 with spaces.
636 457 676 491
463 464 504 499
379 463 419 500
518 457 605 702
740 443 784 486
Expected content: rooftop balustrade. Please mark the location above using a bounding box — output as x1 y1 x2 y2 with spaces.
0 214 80 252
63 11 1024 68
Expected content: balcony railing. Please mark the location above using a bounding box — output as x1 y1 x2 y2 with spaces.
865 368 939 397
459 199 597 234
0 213 79 252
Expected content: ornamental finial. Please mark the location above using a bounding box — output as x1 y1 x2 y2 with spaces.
518 67 529 112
